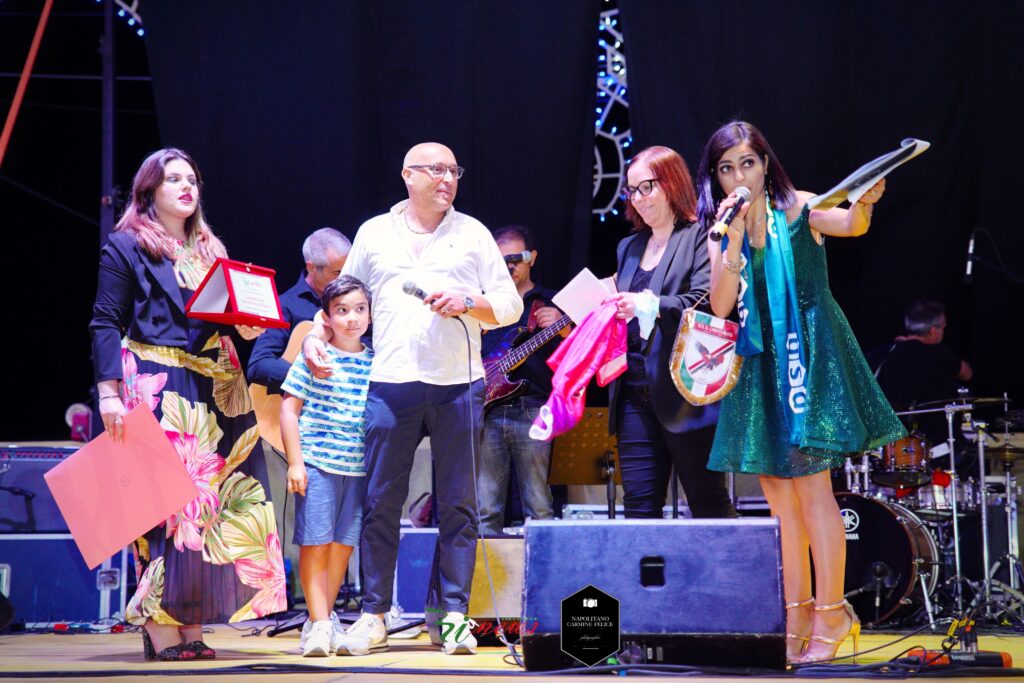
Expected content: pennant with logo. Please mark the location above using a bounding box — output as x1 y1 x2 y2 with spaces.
669 310 743 405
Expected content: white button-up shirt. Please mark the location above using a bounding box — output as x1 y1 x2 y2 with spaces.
342 200 523 385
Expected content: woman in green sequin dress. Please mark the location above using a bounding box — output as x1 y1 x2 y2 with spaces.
697 122 905 664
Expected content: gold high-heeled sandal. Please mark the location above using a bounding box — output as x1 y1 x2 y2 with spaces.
798 599 861 664
784 597 814 659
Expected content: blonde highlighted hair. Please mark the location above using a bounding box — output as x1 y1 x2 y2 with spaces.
114 148 226 264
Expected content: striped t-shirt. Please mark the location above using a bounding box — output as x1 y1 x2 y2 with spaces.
281 345 372 476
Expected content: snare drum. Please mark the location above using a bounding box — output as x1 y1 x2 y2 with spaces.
872 435 932 488
909 477 978 520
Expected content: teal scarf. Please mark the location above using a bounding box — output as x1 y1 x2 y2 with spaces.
722 198 809 444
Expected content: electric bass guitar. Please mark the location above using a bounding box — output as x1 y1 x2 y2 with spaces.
483 313 572 411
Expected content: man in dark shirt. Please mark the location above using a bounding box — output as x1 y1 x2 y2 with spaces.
870 299 972 445
477 225 568 534
247 227 351 393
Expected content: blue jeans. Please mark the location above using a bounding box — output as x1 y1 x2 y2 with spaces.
360 380 483 615
617 393 736 519
477 396 554 534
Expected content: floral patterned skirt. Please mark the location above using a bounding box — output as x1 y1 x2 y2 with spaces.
119 326 285 626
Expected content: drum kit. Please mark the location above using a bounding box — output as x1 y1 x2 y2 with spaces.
834 392 1024 629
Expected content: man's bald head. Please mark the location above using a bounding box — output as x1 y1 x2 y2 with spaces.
403 142 455 168
401 142 459 215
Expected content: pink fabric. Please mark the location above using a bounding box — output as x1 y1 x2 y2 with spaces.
529 302 627 441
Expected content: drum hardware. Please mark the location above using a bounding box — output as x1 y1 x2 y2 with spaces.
969 417 996 618
979 455 1024 622
844 452 873 494
893 400 974 614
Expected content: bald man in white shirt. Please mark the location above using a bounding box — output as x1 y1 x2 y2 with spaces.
303 143 522 655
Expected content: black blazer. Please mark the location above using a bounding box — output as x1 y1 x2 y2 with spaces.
608 220 719 434
90 231 197 383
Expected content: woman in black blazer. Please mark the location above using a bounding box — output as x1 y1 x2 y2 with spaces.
606 146 735 519
90 149 285 660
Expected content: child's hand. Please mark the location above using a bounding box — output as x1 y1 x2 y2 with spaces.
287 463 308 496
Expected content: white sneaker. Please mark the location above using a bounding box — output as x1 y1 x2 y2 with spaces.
300 611 341 649
302 620 333 657
439 611 478 655
336 612 388 656
385 605 421 639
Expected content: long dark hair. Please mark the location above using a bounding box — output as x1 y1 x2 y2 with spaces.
114 148 226 263
695 121 797 230
623 145 697 232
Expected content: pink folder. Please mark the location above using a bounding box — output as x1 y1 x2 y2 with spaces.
44 405 199 569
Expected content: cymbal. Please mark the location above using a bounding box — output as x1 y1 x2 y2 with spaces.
916 396 1012 409
987 445 1024 463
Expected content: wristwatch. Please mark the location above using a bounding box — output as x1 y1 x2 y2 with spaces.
463 295 475 311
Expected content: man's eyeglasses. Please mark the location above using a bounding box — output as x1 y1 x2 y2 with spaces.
620 178 659 200
503 251 532 265
408 163 466 180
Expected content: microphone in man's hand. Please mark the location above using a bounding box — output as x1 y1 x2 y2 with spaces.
964 231 975 285
402 281 429 300
709 186 751 242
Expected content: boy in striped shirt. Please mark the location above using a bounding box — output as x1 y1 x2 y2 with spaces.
280 275 372 656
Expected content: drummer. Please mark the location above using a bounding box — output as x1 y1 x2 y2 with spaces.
868 299 972 446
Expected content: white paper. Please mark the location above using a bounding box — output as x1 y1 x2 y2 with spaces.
229 268 280 319
807 138 930 210
188 262 229 313
552 268 615 324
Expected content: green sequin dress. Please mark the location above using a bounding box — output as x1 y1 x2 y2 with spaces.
708 208 906 478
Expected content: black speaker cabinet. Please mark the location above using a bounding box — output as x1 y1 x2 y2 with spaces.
520 519 785 670
0 446 77 533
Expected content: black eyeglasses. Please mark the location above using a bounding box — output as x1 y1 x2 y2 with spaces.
408 163 466 180
620 178 659 200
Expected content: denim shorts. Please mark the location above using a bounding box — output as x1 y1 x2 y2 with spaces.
293 465 365 547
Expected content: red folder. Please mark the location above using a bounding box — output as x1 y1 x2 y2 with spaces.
185 257 289 328
43 406 200 569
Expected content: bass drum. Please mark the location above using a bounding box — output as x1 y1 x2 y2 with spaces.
836 493 939 626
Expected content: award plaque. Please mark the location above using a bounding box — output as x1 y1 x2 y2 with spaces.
185 258 288 328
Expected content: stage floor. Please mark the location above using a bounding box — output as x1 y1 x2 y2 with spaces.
2 621 1023 681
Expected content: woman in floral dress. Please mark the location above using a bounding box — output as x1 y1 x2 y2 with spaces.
90 148 286 660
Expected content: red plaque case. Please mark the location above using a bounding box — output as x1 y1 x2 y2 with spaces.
185 258 288 328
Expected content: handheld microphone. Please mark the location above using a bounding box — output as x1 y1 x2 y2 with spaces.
964 232 975 284
709 186 751 242
402 281 429 300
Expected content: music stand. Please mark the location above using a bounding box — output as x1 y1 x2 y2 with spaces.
549 408 621 518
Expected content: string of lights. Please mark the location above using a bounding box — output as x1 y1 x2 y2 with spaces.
94 0 143 37
592 0 632 223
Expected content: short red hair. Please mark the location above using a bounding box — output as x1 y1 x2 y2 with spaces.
623 145 698 231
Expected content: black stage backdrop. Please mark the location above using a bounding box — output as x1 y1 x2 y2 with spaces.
619 0 1023 403
4 1 1022 439
141 0 600 295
